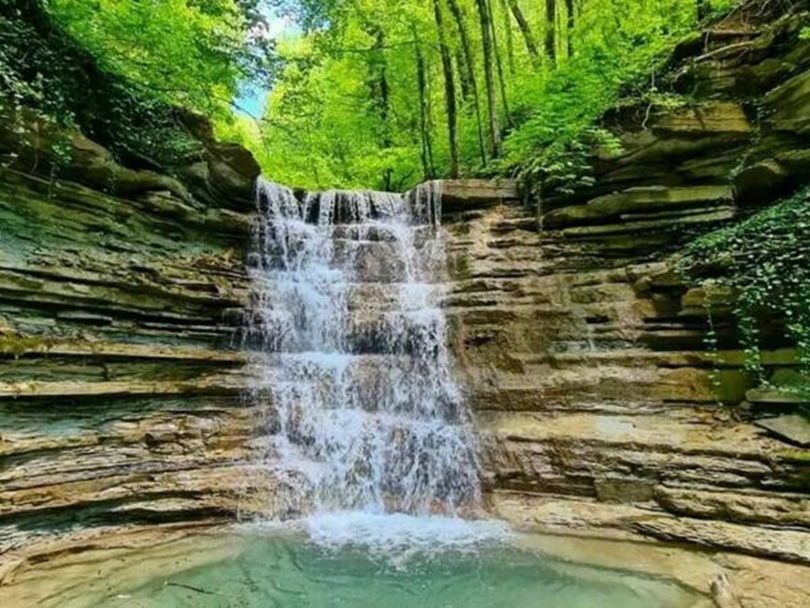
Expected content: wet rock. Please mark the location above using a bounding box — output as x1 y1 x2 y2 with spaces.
439 179 520 214
0 107 256 551
710 572 742 608
755 415 810 448
654 486 810 528
203 142 262 209
543 185 733 229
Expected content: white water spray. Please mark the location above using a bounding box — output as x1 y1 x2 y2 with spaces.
244 179 485 530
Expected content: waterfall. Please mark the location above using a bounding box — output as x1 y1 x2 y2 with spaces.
243 178 481 521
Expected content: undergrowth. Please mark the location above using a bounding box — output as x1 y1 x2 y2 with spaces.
0 0 206 170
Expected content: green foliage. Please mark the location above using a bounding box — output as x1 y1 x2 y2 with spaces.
520 127 622 199
680 188 810 401
45 0 275 118
503 0 694 160
705 0 741 17
256 0 437 190
0 1 184 166
254 0 712 190
0 0 274 169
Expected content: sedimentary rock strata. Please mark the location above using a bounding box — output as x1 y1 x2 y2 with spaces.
442 4 810 562
0 114 256 559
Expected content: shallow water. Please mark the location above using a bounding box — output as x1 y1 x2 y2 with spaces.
20 521 697 608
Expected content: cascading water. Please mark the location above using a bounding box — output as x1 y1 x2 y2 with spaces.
243 178 484 533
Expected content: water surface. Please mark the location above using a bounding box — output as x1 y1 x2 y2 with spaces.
26 521 697 608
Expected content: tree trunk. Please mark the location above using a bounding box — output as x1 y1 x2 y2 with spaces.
367 26 391 147
545 0 557 67
446 0 488 165
456 49 472 102
474 0 501 158
413 34 435 179
433 0 459 177
498 0 516 74
506 0 540 66
364 25 392 188
488 0 512 127
424 50 437 176
564 0 575 57
698 0 710 21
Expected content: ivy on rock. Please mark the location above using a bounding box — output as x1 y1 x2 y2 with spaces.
0 0 276 171
680 187 810 410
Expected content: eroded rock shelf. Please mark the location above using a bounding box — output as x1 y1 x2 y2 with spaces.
0 111 257 562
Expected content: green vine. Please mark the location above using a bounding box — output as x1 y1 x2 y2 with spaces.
702 280 726 406
518 127 623 202
679 187 810 415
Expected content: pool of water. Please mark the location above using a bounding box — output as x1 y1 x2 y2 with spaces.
11 516 698 608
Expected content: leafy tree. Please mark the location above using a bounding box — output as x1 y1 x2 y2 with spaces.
45 0 277 118
253 0 739 190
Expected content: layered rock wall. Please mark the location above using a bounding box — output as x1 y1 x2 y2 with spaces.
442 4 810 563
0 0 808 574
0 117 258 556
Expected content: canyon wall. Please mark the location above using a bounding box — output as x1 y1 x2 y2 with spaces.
0 0 808 576
0 115 258 558
443 5 810 563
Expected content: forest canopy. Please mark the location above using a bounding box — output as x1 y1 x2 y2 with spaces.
1 0 741 188
45 0 277 118
230 0 739 190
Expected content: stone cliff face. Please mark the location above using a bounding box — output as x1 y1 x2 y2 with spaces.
0 0 808 582
442 4 810 564
0 113 258 557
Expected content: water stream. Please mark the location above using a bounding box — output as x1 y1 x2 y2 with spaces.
243 179 482 529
